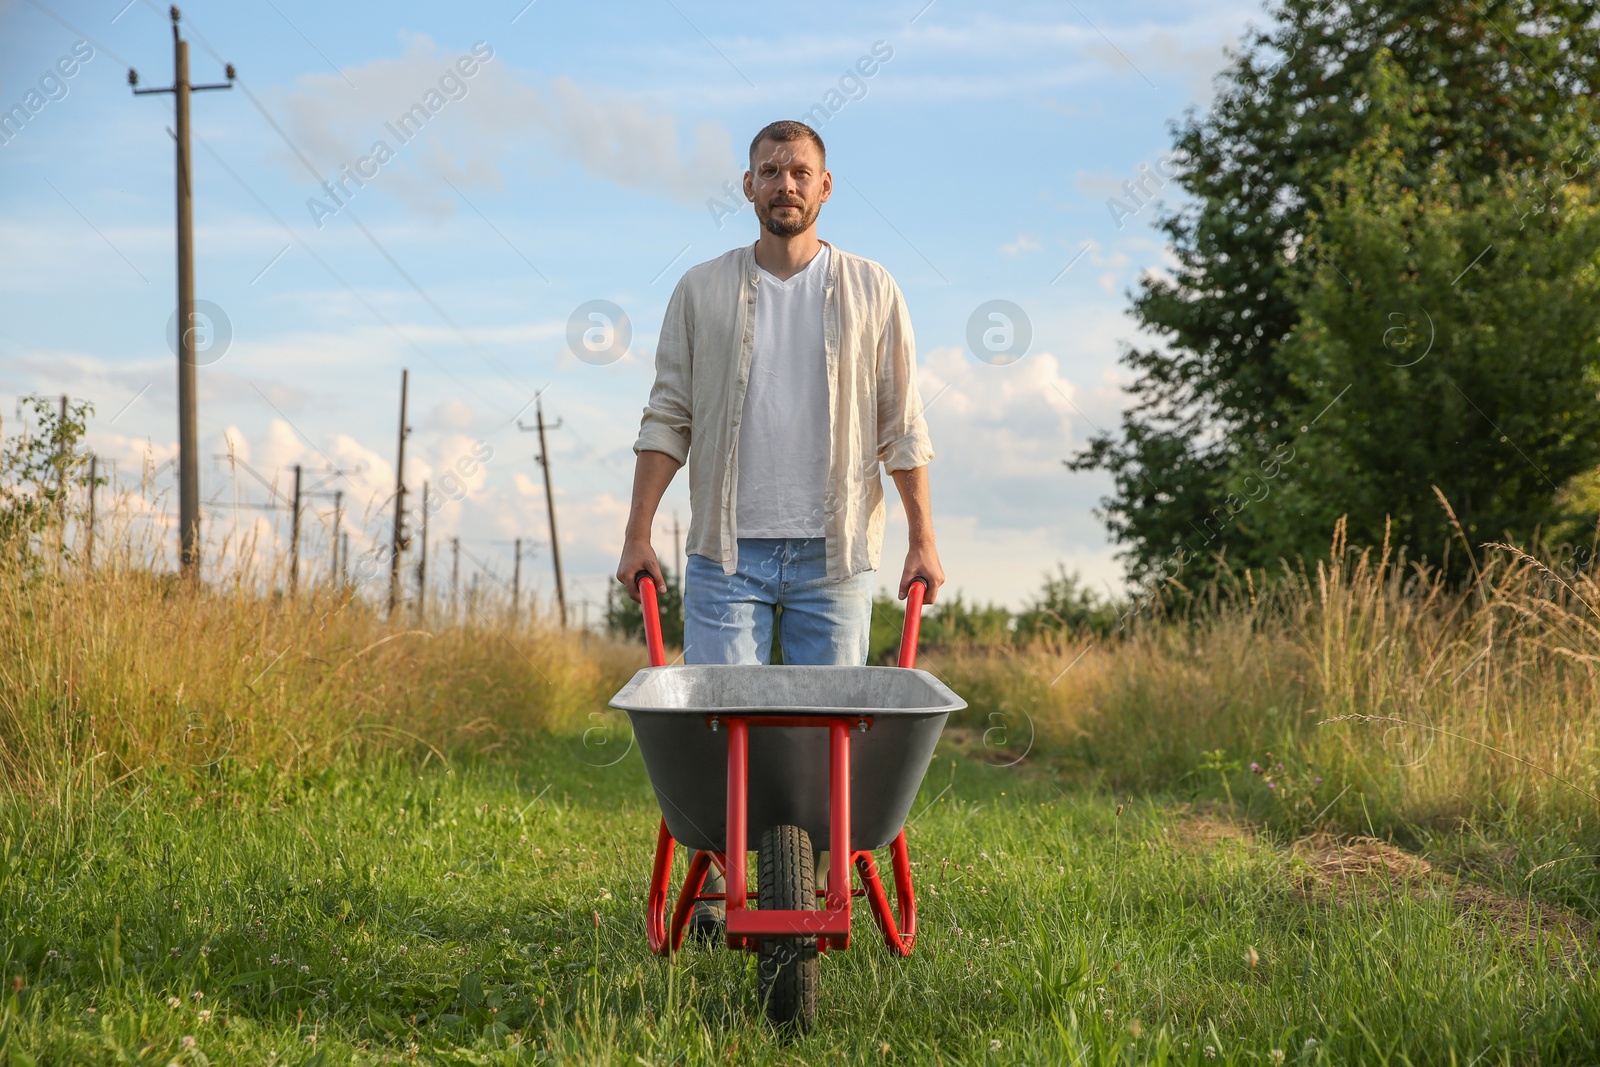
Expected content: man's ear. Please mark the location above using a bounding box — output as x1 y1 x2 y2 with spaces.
819 169 833 204
742 170 755 203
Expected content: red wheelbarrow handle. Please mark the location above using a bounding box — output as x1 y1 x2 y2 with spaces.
898 576 930 669
634 570 667 668
637 571 930 670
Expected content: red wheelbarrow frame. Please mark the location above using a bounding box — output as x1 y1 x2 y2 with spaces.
636 573 930 958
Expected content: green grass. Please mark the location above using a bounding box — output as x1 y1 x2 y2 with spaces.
4 736 1597 1066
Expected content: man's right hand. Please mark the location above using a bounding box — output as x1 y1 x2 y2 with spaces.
616 538 665 603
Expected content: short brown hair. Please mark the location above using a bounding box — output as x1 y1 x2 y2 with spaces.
748 120 826 166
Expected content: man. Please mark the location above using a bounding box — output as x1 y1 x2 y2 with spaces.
616 119 944 664
614 120 942 934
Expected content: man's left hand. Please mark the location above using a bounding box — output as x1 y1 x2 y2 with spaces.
899 541 945 604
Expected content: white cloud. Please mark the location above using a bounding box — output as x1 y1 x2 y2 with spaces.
273 36 739 216
428 398 476 431
999 233 1043 256
893 329 1138 607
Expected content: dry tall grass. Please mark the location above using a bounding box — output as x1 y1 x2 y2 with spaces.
926 520 1600 833
0 485 644 790
9 456 1599 843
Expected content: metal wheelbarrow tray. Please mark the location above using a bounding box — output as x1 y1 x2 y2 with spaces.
611 664 962 853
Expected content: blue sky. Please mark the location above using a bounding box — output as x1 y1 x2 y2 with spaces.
0 0 1266 617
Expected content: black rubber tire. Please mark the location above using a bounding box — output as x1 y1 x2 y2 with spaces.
756 824 818 1031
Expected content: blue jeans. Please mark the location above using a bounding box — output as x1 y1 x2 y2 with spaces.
683 538 874 665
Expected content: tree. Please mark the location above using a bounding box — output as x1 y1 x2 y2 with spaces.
1261 98 1600 573
1 396 98 569
1071 0 1600 583
1013 565 1118 639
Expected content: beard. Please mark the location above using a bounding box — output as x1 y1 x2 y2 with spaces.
758 197 819 237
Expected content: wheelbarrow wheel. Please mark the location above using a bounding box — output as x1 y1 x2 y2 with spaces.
756 824 818 1031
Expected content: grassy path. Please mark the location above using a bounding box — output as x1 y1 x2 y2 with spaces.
3 736 1596 1065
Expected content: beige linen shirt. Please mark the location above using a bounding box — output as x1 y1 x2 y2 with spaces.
633 241 934 581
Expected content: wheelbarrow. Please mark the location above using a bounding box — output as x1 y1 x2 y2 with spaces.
608 574 965 1030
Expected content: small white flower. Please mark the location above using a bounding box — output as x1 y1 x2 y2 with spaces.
298 965 310 973
1102 1008 1114 1021
1305 1038 1319 1048
1205 1046 1217 1059
181 1035 196 1049
197 1009 212 1024
167 996 181 1009
989 1039 1001 1051
190 990 204 1001
1270 1050 1286 1065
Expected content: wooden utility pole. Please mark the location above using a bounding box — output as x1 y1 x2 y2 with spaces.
417 480 429 620
288 463 302 596
340 532 349 586
86 453 97 567
451 536 461 617
388 369 410 618
519 397 567 627
330 489 343 585
56 395 68 503
130 7 233 584
512 537 522 618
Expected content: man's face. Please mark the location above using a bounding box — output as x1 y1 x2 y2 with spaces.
744 138 831 238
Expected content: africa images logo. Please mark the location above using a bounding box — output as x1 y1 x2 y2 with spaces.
0 41 95 147
305 42 494 228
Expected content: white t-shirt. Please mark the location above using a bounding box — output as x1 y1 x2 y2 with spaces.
735 243 831 538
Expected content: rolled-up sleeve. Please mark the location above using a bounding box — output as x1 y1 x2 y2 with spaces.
875 279 934 473
633 277 693 464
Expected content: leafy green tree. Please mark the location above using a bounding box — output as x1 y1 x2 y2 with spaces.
1013 565 1119 639
1 396 98 568
1071 0 1600 583
867 591 1012 662
1260 103 1600 573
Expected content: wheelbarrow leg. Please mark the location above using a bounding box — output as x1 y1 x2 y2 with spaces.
646 818 676 954
648 818 726 955
647 819 720 955
853 829 917 956
669 850 715 951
